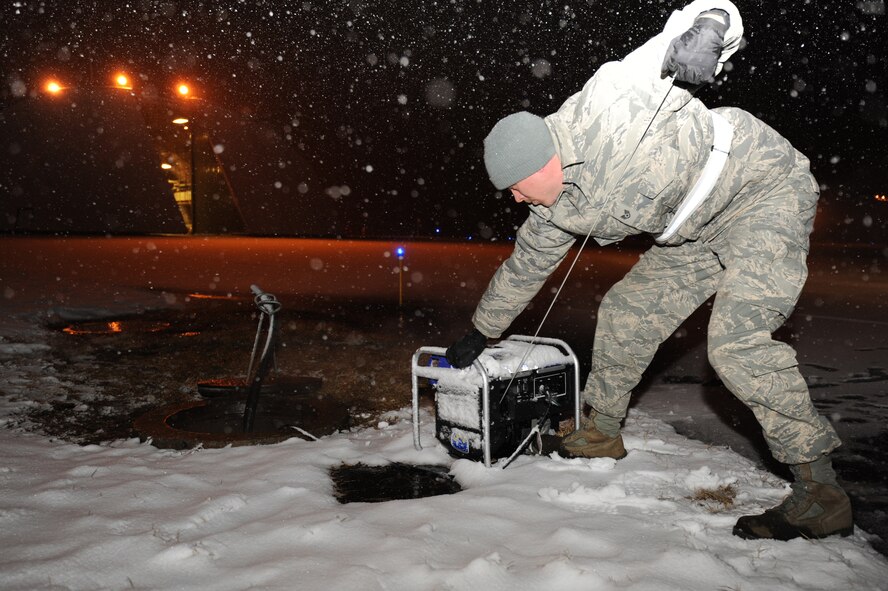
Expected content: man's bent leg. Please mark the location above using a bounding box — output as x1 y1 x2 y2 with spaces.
707 236 840 464
562 242 722 458
707 224 850 540
586 242 722 422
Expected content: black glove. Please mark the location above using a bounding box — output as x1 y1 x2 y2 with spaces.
661 9 730 85
445 328 487 368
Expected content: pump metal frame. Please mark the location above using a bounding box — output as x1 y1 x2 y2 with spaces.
411 335 581 468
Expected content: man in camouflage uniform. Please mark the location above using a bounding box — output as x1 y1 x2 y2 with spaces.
445 0 853 541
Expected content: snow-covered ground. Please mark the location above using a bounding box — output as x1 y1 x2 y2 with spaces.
1 236 887 590
2 408 887 591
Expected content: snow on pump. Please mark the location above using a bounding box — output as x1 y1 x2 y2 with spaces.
411 335 581 467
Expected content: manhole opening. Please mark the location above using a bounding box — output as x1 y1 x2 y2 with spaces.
134 390 352 450
330 462 462 504
196 376 323 398
167 396 349 435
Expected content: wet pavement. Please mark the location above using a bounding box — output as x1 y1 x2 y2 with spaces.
28 295 442 446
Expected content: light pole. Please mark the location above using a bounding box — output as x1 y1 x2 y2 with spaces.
396 246 406 306
175 83 198 233
171 116 195 233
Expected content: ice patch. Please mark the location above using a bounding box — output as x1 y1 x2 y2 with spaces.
0 342 51 356
624 435 689 456
683 466 736 491
539 482 678 514
539 454 618 472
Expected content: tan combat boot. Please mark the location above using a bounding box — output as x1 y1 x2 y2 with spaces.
733 456 854 541
560 413 627 460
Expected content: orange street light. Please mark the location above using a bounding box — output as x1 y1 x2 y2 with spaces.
172 117 189 125
45 80 64 95
176 83 191 97
113 73 132 89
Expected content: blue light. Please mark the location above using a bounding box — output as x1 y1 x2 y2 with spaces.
396 246 405 257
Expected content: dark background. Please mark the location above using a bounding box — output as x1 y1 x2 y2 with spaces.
1 0 885 240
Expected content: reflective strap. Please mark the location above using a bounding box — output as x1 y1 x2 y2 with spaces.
656 110 734 243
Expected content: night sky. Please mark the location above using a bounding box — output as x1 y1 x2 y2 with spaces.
1 0 885 239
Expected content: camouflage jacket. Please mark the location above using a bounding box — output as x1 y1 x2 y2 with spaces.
473 1 749 338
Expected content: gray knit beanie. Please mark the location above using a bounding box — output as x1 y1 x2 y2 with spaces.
483 111 555 190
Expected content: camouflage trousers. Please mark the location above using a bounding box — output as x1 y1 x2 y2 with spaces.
583 166 841 464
